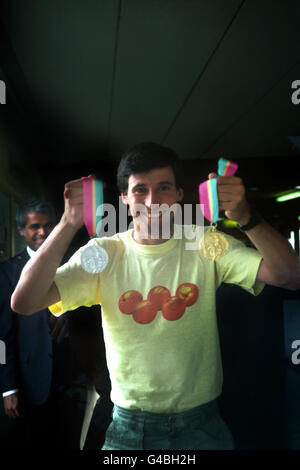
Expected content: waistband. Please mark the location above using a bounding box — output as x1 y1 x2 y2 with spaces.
113 400 218 423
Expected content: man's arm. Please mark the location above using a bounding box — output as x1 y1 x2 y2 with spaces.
242 220 300 290
11 178 85 314
211 173 300 291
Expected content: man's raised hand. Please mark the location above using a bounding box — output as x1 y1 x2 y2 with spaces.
62 178 85 231
208 172 251 226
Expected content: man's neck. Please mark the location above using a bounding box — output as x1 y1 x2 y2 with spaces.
132 226 174 245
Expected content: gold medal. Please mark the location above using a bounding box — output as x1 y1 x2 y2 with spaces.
199 224 228 261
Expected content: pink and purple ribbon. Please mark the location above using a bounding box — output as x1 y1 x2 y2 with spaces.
81 175 104 237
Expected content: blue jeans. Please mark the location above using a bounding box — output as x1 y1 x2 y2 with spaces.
102 400 235 450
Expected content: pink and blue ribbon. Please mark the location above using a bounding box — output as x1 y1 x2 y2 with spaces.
218 157 238 177
82 175 104 237
199 157 238 224
199 177 219 224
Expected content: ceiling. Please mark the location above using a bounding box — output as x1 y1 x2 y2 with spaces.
0 0 300 220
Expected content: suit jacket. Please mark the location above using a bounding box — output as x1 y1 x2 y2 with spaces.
0 249 52 405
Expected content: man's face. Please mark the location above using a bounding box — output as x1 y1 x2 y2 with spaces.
121 166 183 244
18 211 54 251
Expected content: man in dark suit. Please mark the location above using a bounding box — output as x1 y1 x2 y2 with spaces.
0 199 69 448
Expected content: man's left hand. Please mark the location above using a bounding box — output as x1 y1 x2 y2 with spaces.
208 173 251 225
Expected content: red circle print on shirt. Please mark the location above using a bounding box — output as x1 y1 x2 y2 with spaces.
118 282 199 323
118 290 143 314
175 283 199 307
133 300 158 324
147 286 171 310
162 296 186 321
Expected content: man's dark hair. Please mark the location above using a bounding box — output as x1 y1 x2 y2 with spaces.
117 142 182 194
16 199 56 229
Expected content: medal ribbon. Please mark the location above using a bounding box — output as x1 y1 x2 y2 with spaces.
198 157 238 224
82 175 104 237
218 157 238 177
199 177 219 224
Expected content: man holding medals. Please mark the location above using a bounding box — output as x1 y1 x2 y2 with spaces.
11 142 300 450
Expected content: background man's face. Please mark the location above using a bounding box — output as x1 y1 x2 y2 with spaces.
18 211 54 251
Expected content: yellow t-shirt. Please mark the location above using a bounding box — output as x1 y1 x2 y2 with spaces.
49 226 264 414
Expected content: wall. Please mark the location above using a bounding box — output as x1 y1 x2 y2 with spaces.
0 127 47 259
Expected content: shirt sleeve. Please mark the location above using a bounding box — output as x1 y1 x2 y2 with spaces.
216 233 264 296
49 241 101 316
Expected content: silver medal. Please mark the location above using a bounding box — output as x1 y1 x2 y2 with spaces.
81 245 109 273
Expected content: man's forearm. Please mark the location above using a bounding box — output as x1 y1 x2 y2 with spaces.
208 173 299 290
11 218 78 314
245 219 300 290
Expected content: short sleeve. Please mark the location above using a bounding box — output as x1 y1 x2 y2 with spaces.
216 233 264 296
49 241 101 316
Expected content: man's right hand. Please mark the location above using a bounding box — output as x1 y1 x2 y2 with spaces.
62 177 86 231
3 393 23 419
